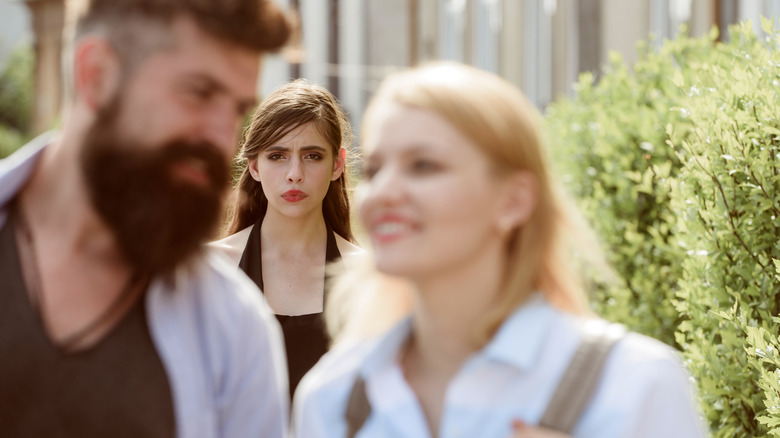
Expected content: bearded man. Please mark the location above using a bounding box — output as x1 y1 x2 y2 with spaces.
0 1 292 436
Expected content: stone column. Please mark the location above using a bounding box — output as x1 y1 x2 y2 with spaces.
26 0 64 135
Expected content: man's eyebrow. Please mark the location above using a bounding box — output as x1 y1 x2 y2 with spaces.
182 73 257 113
237 98 257 114
182 73 223 91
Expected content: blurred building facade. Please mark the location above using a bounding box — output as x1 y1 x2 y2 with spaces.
276 0 780 131
16 0 780 135
0 1 32 71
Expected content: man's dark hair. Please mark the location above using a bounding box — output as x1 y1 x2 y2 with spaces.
68 0 291 60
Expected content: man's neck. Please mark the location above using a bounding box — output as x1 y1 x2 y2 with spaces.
19 136 125 266
12 132 138 352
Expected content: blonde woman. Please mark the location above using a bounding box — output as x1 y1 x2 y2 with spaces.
292 63 704 438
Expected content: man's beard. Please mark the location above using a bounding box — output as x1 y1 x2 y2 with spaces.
80 94 229 276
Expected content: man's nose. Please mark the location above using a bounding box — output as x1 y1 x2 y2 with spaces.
204 105 240 158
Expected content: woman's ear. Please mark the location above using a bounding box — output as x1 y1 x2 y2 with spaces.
73 37 121 110
247 158 261 182
331 147 346 181
495 171 538 234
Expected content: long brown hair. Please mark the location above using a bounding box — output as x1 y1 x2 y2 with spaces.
223 79 354 241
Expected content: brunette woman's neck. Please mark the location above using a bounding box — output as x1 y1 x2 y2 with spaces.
260 208 328 251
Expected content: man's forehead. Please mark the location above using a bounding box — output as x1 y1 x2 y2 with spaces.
147 16 262 94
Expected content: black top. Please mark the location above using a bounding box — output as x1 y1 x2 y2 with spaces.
0 205 175 438
238 219 341 397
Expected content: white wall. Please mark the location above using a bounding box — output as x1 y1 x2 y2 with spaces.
338 0 366 135
260 0 293 98
300 0 329 87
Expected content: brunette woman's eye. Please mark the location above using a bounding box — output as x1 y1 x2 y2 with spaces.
305 153 324 161
267 153 285 161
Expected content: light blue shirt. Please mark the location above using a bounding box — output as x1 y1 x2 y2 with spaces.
0 135 290 438
294 294 707 438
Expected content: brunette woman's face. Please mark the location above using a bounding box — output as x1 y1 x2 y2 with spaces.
249 122 344 220
359 103 515 279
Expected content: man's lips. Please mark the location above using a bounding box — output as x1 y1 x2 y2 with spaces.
282 190 308 202
170 158 211 187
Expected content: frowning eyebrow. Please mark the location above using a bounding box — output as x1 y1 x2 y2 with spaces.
265 145 329 153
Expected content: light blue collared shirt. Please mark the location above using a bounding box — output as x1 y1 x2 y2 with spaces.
0 136 290 438
294 294 707 438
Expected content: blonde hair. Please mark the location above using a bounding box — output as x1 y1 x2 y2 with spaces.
326 62 611 346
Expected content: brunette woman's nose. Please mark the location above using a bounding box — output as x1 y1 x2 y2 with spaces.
286 158 304 183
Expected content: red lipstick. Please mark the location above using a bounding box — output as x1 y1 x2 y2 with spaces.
282 189 308 202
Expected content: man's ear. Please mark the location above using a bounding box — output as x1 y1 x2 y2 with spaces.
73 37 121 109
331 147 346 181
495 171 538 234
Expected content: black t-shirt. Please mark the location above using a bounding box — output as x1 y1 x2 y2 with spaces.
0 204 175 437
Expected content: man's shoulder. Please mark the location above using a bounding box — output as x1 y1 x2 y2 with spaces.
0 133 53 219
152 250 272 329
207 226 254 266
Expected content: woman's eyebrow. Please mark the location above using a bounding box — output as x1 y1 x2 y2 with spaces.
265 145 328 153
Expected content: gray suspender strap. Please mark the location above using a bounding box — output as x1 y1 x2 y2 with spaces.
345 376 371 438
538 321 627 433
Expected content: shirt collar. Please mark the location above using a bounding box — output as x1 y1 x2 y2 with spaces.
357 293 557 377
359 315 413 378
482 293 556 370
0 132 55 224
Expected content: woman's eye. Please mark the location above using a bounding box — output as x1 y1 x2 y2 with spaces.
363 164 379 180
305 153 324 161
267 153 285 161
410 159 440 174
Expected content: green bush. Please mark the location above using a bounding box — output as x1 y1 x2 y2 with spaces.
547 19 780 436
0 43 34 158
544 29 718 348
669 19 780 437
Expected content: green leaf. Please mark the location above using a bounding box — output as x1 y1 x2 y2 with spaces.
761 16 774 37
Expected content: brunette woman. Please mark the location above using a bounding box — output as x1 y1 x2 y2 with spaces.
211 79 361 397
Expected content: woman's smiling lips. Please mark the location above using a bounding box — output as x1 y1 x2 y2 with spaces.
370 215 416 243
282 189 309 202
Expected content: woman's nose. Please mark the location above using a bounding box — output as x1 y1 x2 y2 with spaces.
286 157 304 183
364 165 403 205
